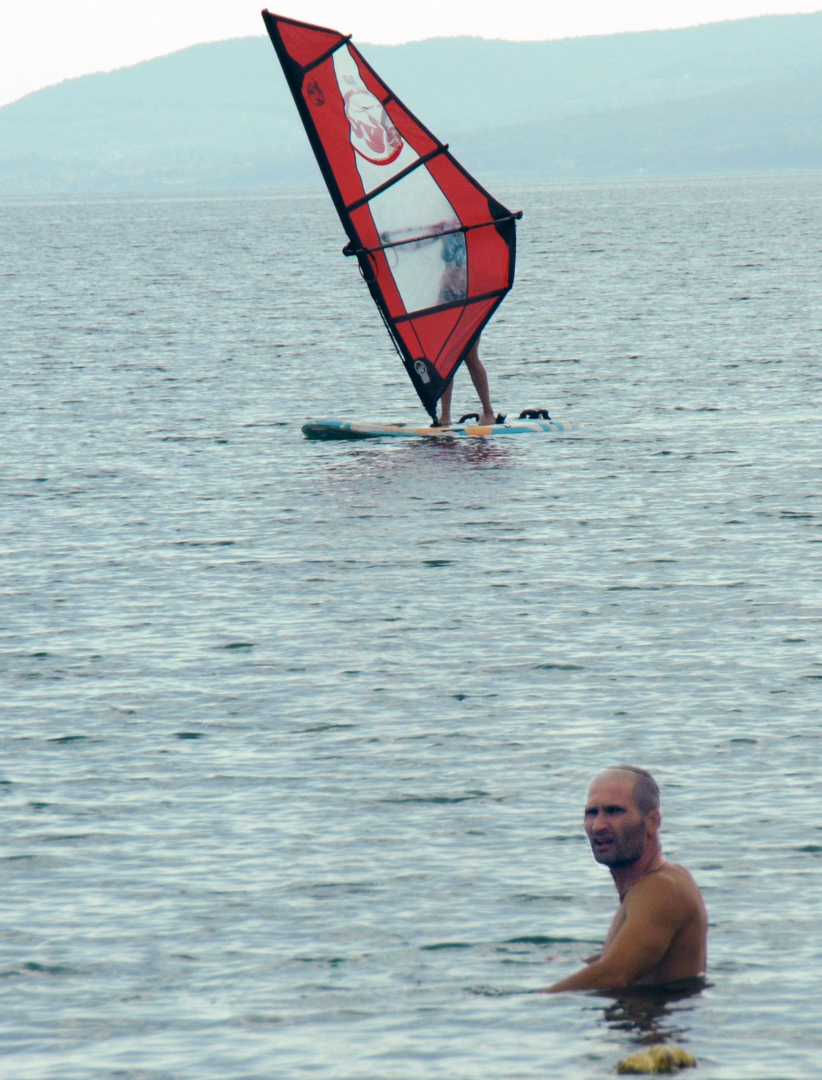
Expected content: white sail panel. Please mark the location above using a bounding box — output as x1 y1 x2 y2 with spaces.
332 46 465 313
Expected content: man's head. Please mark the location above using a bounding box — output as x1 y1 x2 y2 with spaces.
584 766 661 868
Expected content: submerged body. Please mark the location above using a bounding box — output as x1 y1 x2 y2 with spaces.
543 767 707 993
585 861 707 987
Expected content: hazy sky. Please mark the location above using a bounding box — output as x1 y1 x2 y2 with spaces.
3 0 822 108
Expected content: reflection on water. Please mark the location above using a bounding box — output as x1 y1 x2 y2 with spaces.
412 436 518 472
595 978 707 1046
312 434 518 499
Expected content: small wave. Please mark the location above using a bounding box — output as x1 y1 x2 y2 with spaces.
534 662 584 671
503 935 585 945
383 791 494 805
421 942 472 951
296 723 356 733
19 961 80 976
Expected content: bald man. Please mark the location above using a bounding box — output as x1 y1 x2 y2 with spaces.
542 766 707 993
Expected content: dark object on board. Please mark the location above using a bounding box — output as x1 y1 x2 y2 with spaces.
457 412 506 425
518 408 551 420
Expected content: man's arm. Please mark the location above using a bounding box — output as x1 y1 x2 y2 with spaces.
540 879 685 993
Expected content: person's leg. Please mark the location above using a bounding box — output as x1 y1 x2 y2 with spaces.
438 379 454 427
463 340 495 424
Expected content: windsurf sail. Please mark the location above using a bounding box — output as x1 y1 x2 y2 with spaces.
262 10 522 421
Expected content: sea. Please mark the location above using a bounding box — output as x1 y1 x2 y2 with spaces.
1 173 821 1079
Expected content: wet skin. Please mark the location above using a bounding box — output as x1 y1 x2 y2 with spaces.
541 771 708 993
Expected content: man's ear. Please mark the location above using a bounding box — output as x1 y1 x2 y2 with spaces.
647 809 661 833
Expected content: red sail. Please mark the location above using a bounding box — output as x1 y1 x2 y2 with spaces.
262 11 521 419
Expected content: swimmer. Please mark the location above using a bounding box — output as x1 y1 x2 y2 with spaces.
541 766 708 993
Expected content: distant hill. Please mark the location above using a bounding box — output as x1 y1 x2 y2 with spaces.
2 12 822 192
463 66 822 181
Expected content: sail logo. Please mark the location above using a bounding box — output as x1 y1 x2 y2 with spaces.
414 360 431 385
306 80 325 106
343 89 403 165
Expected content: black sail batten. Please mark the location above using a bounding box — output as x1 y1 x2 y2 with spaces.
261 10 521 420
300 35 353 74
392 289 509 324
343 213 523 258
345 146 449 213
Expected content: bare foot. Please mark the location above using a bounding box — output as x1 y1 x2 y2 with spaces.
479 412 495 425
438 415 452 428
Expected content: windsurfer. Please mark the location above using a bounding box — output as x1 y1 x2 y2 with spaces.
438 338 495 427
263 13 520 427
541 766 708 993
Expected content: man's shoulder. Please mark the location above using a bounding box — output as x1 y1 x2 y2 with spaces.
628 863 702 913
658 862 698 886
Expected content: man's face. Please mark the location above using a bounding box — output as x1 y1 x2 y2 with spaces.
584 772 652 867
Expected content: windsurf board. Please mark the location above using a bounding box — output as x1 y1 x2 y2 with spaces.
302 417 580 440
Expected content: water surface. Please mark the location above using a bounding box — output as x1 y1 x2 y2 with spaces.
1 174 821 1078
